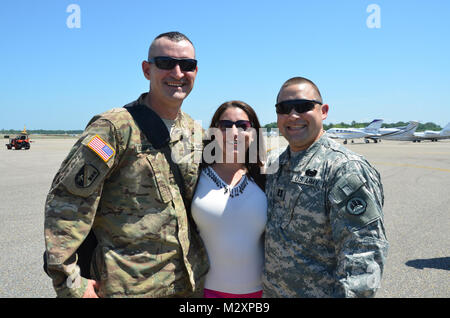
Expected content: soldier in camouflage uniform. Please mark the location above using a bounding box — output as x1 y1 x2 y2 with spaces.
44 32 209 297
262 77 388 297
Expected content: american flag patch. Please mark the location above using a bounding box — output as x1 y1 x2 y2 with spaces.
87 135 115 162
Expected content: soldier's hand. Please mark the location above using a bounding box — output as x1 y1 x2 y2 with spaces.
82 279 100 298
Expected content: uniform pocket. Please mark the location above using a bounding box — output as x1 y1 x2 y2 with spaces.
146 151 173 204
286 183 327 232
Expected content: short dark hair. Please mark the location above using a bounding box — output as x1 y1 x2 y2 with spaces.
148 31 194 60
276 76 323 103
155 31 193 44
202 101 266 191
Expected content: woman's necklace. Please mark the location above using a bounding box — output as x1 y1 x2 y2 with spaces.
204 166 249 198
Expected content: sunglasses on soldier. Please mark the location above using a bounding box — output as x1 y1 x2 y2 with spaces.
275 99 322 115
148 56 197 72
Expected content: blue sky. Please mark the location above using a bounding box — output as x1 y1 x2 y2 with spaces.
1 0 449 130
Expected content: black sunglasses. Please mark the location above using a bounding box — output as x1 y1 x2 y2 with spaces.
275 99 322 115
217 120 253 131
148 56 197 72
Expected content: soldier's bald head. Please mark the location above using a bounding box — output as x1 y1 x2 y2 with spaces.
148 31 195 60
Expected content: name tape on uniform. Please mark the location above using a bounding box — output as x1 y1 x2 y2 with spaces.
291 174 324 188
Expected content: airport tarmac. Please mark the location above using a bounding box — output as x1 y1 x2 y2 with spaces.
0 137 449 298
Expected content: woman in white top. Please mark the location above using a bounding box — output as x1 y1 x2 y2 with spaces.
191 101 267 298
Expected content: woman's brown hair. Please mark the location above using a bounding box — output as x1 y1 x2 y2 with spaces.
202 100 266 191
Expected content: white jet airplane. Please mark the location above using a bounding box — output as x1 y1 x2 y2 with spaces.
413 122 450 142
326 119 383 144
377 121 419 141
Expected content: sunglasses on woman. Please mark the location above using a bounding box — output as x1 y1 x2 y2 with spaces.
217 120 253 131
275 99 322 114
148 56 197 72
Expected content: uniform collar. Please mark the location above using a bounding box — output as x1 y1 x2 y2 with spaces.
283 132 327 171
136 93 185 143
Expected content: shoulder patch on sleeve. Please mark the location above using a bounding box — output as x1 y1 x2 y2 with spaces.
60 145 111 198
75 164 100 188
343 188 382 231
346 197 367 215
329 172 382 231
87 135 115 163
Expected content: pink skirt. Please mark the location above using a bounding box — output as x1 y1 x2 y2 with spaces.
204 288 263 298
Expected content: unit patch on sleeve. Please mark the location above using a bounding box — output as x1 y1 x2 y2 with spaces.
87 135 115 162
346 197 367 215
75 164 99 188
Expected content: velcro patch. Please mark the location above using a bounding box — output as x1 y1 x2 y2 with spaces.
328 174 364 205
87 135 115 162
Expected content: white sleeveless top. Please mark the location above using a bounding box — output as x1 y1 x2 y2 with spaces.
191 166 267 293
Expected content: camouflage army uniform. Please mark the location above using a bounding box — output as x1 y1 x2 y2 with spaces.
44 93 209 297
262 133 388 297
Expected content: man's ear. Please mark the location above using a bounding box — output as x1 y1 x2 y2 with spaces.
321 104 329 121
142 60 151 80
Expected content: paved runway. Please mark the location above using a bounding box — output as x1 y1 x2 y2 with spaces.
0 136 449 297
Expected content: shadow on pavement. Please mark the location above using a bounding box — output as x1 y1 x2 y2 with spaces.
405 257 450 270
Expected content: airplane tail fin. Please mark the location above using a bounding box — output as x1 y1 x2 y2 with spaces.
364 119 383 133
403 121 419 135
441 122 450 136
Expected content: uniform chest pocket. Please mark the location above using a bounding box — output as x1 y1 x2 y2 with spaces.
292 182 325 213
145 151 173 204
172 144 202 200
282 176 326 230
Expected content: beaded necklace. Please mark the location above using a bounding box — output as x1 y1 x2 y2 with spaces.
204 166 249 198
